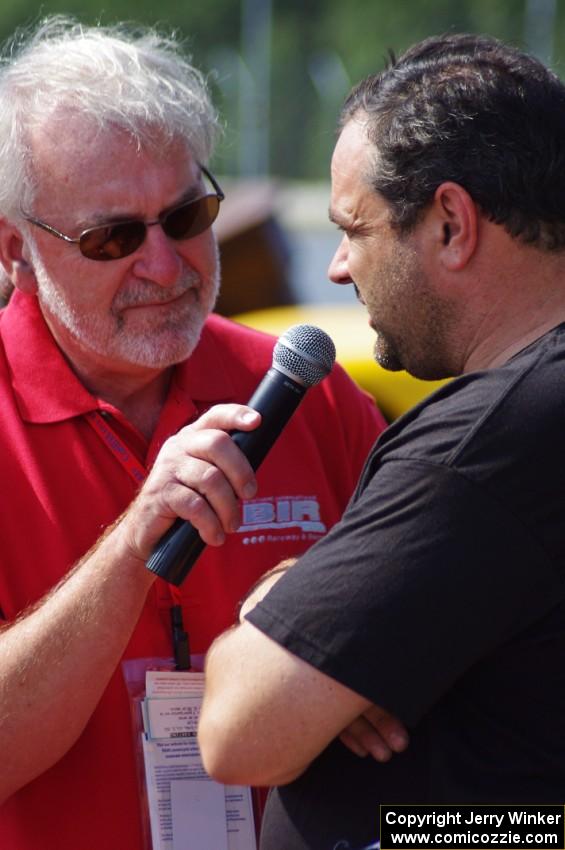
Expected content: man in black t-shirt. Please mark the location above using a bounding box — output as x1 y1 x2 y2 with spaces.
198 34 565 849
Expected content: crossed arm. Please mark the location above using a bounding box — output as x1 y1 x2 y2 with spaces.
199 560 409 787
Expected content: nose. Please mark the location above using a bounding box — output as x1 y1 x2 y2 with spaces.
131 222 183 287
328 235 353 286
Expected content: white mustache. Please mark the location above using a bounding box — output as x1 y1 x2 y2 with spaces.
112 272 201 311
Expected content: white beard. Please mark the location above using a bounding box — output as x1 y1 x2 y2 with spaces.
31 241 220 369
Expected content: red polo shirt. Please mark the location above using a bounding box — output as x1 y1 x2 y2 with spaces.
0 291 385 850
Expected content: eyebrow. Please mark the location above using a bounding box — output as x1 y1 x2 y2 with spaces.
76 182 203 231
328 207 352 230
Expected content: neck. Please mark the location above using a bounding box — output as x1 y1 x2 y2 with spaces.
457 237 565 374
81 364 173 439
39 310 174 439
58 343 172 438
464 314 565 373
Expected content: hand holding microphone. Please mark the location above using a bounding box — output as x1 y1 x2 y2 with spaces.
145 324 336 586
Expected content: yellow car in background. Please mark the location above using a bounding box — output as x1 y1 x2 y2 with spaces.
234 304 447 422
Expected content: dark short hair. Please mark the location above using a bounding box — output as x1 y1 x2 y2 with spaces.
340 33 565 250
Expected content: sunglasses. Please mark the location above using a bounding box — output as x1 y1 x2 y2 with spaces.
22 165 224 262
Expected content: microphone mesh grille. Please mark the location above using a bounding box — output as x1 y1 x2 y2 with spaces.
273 324 336 387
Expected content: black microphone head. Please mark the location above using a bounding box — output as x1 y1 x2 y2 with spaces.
273 324 336 387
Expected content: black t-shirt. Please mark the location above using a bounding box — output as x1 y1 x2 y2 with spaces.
248 325 565 850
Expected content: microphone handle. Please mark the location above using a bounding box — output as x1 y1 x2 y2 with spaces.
145 368 306 586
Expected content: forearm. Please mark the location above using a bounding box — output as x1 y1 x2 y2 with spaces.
0 403 263 801
0 520 155 802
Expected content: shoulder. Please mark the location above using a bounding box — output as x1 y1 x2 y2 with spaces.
203 314 276 371
378 325 565 467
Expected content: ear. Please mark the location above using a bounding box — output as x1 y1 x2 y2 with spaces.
431 182 479 271
0 219 38 294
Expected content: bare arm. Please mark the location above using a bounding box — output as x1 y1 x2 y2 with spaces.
199 619 373 787
0 404 260 803
199 606 408 789
235 562 409 771
0 527 154 803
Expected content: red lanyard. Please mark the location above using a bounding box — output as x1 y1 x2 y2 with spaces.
85 410 147 486
85 409 187 663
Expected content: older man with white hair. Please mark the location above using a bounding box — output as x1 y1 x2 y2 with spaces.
0 18 389 849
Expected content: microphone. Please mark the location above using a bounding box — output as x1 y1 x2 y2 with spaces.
145 324 337 586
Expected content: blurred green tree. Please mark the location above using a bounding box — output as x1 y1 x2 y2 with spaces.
0 0 561 178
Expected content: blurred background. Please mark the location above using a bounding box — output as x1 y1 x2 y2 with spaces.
1 0 560 416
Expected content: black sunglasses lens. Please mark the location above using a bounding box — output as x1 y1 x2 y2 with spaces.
76 193 221 260
79 221 146 261
163 195 220 241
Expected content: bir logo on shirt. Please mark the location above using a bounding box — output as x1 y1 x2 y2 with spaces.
237 495 326 544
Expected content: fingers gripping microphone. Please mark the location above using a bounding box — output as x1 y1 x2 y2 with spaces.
145 325 336 586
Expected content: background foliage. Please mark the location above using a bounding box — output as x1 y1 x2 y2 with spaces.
0 0 561 179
